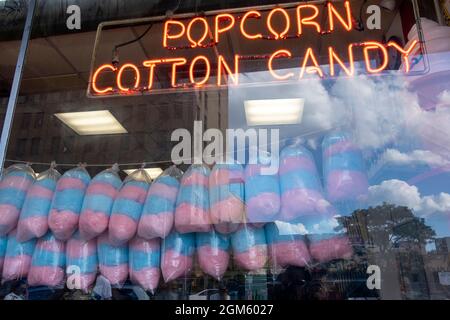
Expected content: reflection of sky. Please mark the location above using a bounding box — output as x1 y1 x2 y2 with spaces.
228 52 450 238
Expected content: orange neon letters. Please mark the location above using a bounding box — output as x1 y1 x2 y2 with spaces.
388 40 418 73
117 63 140 92
92 64 115 94
267 8 291 39
163 20 186 48
329 45 354 77
240 10 263 40
218 55 240 86
215 14 235 44
189 55 211 86
268 50 294 80
328 1 353 32
296 4 321 35
187 17 209 48
363 41 389 74
300 48 323 78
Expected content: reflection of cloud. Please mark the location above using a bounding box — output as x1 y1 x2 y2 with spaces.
380 149 450 167
367 179 450 217
438 90 450 107
274 220 308 235
312 216 339 234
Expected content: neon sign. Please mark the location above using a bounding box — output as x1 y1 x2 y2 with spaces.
89 1 420 97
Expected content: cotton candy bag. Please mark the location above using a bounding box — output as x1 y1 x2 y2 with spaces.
0 164 35 236
175 164 211 233
48 165 91 240
2 229 36 282
196 230 230 280
209 163 245 234
0 235 6 274
231 225 268 271
265 222 310 270
138 166 182 239
66 231 98 292
28 231 66 288
97 232 128 287
129 236 160 293
79 165 122 240
161 230 195 282
16 165 60 242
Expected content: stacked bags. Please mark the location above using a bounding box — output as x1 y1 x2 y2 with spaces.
109 169 151 245
196 230 230 280
138 166 182 239
129 236 160 293
97 232 128 286
49 165 91 240
161 230 195 282
79 165 122 240
175 164 211 233
16 165 60 242
231 225 268 271
28 232 66 287
0 164 35 236
209 163 245 234
0 235 6 274
66 231 98 292
2 229 36 282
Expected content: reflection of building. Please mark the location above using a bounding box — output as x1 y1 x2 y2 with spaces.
435 237 450 253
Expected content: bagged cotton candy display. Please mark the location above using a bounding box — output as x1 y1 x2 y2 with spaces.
129 236 160 293
265 222 310 270
175 164 211 233
231 225 268 271
138 166 182 240
2 229 36 282
0 235 6 274
48 165 91 240
196 230 230 280
28 232 66 287
308 232 353 263
0 164 35 236
209 163 245 234
245 150 280 225
109 169 151 245
322 131 368 204
16 165 60 242
79 165 122 240
97 232 128 286
66 231 98 292
161 230 195 282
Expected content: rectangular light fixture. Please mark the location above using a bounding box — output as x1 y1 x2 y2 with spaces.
124 167 163 180
244 98 305 126
54 110 127 135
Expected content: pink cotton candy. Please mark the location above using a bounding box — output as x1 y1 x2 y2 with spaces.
48 210 79 241
268 241 310 268
16 216 48 242
325 171 369 203
0 258 3 274
233 245 268 271
79 210 109 241
27 266 65 287
87 182 118 198
0 205 20 235
77 273 97 292
26 185 54 199
130 267 160 293
175 203 211 233
147 184 178 202
197 246 229 280
210 198 245 225
181 173 209 187
2 255 32 281
109 214 137 246
138 213 173 239
57 177 86 191
246 193 280 222
279 189 325 221
309 236 353 263
161 250 193 282
99 264 128 286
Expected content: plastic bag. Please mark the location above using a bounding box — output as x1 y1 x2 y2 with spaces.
27 231 66 288
175 164 211 233
109 169 151 245
79 165 122 241
138 166 182 240
48 165 91 240
196 230 230 280
161 230 195 282
129 236 161 293
245 150 280 225
16 165 60 242
308 232 353 263
322 131 368 204
2 229 36 282
0 164 35 236
0 235 6 274
97 232 128 287
209 163 245 234
265 222 310 270
66 231 98 292
231 225 268 271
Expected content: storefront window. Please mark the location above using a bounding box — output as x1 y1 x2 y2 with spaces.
0 0 449 301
